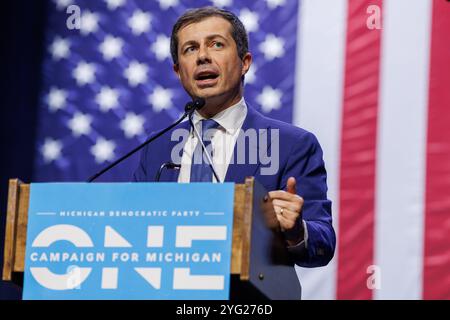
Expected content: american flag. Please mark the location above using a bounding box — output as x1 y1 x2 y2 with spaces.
34 0 450 299
35 0 298 182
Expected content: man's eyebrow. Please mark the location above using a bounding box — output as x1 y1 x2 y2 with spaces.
180 40 197 49
205 34 229 42
181 34 229 49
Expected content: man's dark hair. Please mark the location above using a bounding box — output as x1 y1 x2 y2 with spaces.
170 6 249 65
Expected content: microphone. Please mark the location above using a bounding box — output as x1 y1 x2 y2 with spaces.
155 162 181 182
185 97 205 114
87 97 205 182
188 112 221 183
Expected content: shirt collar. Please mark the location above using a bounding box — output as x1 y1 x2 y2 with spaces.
192 97 247 134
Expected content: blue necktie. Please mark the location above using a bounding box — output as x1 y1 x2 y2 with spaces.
190 119 220 182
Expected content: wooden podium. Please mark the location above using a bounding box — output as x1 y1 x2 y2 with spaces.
2 177 301 300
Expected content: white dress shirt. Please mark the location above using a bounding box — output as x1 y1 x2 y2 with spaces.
178 97 247 183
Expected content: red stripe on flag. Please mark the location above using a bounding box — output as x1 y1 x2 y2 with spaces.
423 0 450 300
337 0 382 300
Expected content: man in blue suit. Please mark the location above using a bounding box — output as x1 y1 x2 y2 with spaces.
133 7 335 269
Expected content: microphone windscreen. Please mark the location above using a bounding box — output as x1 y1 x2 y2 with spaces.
184 101 194 112
192 97 205 110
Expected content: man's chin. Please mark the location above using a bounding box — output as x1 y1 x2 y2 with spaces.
194 87 220 97
190 87 239 107
190 90 223 103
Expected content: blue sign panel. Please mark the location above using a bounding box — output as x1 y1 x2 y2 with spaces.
23 183 235 300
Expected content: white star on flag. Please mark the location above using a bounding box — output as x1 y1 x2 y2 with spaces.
91 138 116 163
73 61 96 86
49 37 70 60
151 34 171 61
239 9 259 33
148 86 173 112
104 0 125 10
120 112 145 138
41 138 63 163
265 0 286 9
210 0 232 7
124 61 148 87
256 86 282 113
128 10 152 35
259 34 285 61
80 11 100 36
68 112 92 137
47 87 67 112
157 0 179 10
99 35 124 61
96 86 120 112
54 0 72 10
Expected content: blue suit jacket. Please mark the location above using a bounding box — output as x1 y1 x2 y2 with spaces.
133 106 336 268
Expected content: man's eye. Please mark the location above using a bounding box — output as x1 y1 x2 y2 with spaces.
213 42 224 48
184 46 196 53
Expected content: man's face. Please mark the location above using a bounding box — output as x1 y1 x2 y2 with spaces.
173 16 251 109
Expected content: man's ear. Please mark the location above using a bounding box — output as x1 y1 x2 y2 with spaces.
241 52 252 76
173 63 181 79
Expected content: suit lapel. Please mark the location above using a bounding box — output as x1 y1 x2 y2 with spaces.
225 106 271 183
161 164 180 182
159 120 191 182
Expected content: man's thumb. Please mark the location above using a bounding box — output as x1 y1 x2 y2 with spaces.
287 177 297 194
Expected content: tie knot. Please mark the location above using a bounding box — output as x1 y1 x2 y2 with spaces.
201 119 220 140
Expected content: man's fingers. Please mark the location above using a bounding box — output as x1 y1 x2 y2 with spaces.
274 207 298 230
269 190 298 201
272 199 302 213
287 177 296 194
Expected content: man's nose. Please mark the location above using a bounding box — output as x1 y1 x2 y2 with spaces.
196 46 211 65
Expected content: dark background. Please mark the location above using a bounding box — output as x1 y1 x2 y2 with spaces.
0 0 47 299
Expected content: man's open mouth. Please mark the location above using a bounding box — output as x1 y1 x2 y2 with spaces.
196 73 219 80
194 70 219 87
